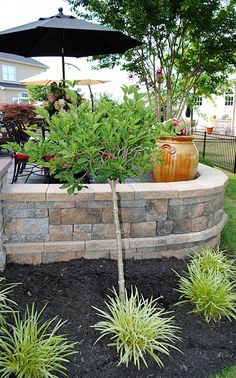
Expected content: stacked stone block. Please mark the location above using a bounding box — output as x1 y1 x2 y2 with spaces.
0 164 228 265
0 159 12 270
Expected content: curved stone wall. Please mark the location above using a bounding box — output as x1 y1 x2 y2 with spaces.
0 161 228 267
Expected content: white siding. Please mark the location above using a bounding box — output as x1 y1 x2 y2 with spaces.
192 91 236 135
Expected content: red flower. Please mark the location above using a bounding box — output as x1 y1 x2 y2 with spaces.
155 68 163 77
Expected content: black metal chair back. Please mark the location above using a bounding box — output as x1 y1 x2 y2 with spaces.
14 119 30 143
3 120 27 146
0 120 14 146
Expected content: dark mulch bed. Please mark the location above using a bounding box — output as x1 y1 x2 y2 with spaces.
1 257 236 378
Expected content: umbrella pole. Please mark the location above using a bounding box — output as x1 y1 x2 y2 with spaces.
62 29 66 84
62 50 65 82
88 85 94 110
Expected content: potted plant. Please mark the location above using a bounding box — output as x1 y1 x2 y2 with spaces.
152 119 199 182
205 115 217 134
205 126 214 134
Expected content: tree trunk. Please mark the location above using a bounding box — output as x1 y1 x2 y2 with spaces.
157 81 162 121
108 178 125 303
166 75 172 119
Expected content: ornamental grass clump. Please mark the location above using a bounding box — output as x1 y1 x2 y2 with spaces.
190 248 236 281
93 287 180 369
176 248 236 323
0 304 77 378
0 277 18 325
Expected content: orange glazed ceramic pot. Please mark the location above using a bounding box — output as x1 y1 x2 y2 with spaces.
151 136 199 182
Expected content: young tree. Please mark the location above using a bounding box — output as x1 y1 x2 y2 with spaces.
23 86 161 302
66 0 236 120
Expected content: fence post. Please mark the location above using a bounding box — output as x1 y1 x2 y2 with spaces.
234 152 236 174
203 131 207 158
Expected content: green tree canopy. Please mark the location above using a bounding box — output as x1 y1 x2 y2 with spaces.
66 0 236 119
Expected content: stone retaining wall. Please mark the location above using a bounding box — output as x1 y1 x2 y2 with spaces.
0 161 228 267
0 159 11 270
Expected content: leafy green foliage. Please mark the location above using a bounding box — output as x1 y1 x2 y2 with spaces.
0 304 77 378
176 248 236 323
0 278 18 325
22 86 161 194
27 85 48 103
92 287 180 369
66 0 236 119
157 119 189 137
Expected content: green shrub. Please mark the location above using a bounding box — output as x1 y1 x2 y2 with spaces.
0 304 77 378
176 249 236 323
0 277 18 325
93 287 180 369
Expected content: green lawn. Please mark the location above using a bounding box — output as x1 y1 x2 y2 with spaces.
210 171 236 378
210 365 236 378
220 171 236 254
194 134 236 173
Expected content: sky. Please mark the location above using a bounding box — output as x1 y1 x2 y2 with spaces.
0 0 134 100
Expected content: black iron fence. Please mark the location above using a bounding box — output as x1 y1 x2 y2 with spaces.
193 131 236 173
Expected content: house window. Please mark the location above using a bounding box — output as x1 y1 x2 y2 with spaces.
225 94 233 106
2 65 16 81
19 92 28 98
196 96 202 106
12 92 29 104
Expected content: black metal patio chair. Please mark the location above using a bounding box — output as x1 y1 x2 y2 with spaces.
3 120 45 183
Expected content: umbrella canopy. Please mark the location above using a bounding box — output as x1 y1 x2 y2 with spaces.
20 78 109 108
20 79 109 86
0 7 142 80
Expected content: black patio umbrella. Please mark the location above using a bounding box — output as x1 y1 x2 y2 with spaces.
0 8 142 80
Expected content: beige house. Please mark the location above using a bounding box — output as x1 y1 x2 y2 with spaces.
192 77 236 136
0 53 47 104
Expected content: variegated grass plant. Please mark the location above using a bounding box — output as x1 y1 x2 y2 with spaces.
92 287 180 369
191 248 236 281
0 304 77 378
176 248 236 323
0 277 18 325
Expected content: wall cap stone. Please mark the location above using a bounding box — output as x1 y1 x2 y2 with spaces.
0 158 12 180
0 184 48 201
0 164 228 202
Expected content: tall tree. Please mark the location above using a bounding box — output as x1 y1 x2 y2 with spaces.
66 0 236 120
